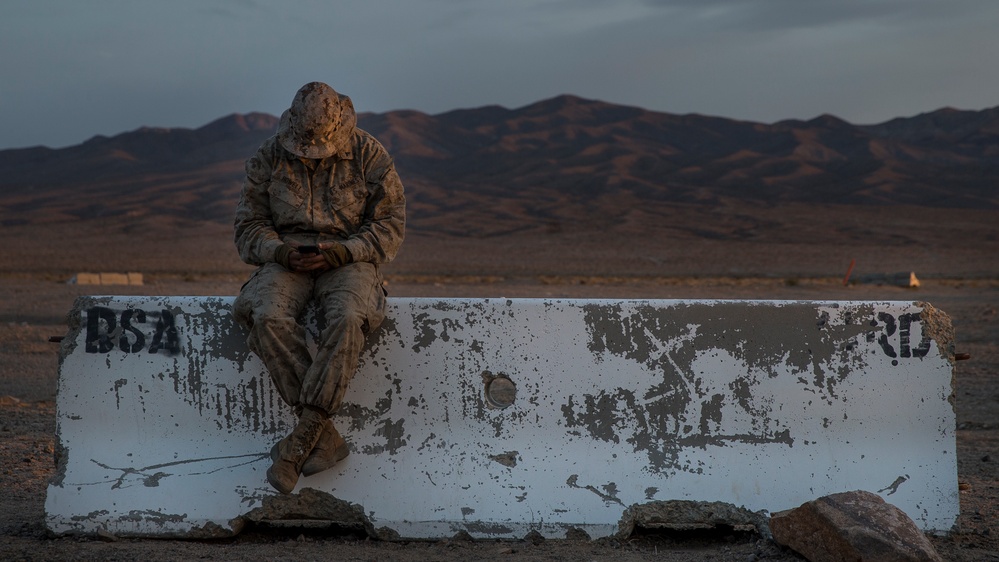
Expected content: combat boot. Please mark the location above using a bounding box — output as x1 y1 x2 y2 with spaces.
267 406 326 494
301 419 350 477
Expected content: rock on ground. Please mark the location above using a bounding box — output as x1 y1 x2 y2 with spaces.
769 490 943 562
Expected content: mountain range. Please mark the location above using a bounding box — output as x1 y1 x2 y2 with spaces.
1 95 997 236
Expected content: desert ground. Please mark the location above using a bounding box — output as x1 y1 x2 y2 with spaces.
0 212 997 561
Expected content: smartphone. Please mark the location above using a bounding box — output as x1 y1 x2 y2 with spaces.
297 245 320 254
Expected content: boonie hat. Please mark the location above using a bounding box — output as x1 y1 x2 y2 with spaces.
277 82 356 159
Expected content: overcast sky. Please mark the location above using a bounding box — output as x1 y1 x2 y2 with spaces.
2 0 998 150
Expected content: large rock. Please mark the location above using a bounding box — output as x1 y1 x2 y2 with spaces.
769 490 943 562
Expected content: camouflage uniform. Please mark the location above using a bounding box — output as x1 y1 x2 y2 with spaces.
233 130 405 414
232 82 404 492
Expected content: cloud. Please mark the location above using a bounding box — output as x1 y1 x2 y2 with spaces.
1 0 998 149
635 0 997 35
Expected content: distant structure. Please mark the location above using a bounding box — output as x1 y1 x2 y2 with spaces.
69 273 144 286
854 272 920 288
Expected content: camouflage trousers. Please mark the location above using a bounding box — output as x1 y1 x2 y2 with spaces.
233 261 386 415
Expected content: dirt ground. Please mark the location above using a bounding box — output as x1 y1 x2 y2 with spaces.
0 267 996 561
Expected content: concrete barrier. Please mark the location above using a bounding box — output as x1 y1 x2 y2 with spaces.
45 296 958 539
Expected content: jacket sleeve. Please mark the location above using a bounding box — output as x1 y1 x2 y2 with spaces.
233 143 284 266
340 139 406 264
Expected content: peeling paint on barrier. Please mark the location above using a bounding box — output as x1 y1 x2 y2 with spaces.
46 297 958 539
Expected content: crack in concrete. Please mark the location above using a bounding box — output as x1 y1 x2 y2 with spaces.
566 474 625 507
79 453 268 490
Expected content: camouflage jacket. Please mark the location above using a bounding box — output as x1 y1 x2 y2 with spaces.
233 130 405 267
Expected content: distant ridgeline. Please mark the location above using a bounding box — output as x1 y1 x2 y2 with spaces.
1 96 997 226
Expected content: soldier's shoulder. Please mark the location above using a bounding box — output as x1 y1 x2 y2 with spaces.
353 128 394 162
255 135 282 155
245 135 283 181
354 127 386 148
249 135 291 162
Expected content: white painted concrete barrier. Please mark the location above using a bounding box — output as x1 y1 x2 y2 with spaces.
45 297 958 539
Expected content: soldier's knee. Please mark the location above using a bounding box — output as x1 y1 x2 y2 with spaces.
329 307 368 333
255 314 299 334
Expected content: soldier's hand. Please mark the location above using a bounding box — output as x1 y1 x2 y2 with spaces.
274 244 293 270
288 244 331 273
319 242 352 268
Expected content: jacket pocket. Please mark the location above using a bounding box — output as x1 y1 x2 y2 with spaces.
269 182 306 217
328 179 367 213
